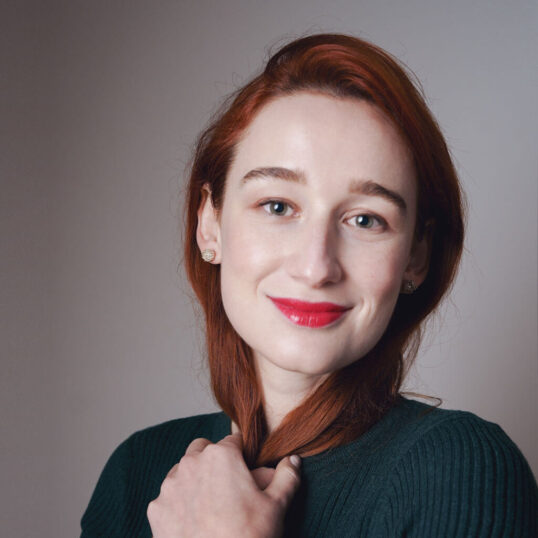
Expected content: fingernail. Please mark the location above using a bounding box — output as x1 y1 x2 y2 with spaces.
290 454 301 468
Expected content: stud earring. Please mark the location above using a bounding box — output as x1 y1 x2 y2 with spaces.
401 279 417 294
201 249 216 263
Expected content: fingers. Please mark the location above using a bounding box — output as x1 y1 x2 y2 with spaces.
167 438 227 479
251 466 275 490
150 440 294 537
265 455 301 507
185 437 212 455
185 433 242 458
217 433 243 450
165 434 246 484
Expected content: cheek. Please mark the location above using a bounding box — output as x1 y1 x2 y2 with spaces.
354 245 408 303
223 233 262 270
220 219 281 289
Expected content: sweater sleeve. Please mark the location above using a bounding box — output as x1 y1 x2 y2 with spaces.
377 415 538 537
80 435 152 538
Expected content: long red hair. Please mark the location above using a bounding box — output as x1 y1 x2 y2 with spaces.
184 34 465 467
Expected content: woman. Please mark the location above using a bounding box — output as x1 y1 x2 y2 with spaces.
81 34 537 537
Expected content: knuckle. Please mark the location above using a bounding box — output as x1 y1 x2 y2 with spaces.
222 433 241 443
203 442 226 461
202 442 219 454
186 436 210 450
159 477 174 496
146 499 159 520
179 453 194 467
164 462 179 479
177 453 198 477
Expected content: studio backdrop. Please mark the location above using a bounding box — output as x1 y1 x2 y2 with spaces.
2 1 537 536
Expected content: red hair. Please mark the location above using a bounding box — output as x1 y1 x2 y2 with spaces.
184 34 465 467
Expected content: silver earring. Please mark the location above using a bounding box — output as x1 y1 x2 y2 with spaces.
401 279 417 294
201 249 216 263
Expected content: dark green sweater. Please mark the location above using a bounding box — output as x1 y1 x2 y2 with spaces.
81 397 537 537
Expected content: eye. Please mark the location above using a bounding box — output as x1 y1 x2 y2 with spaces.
261 200 294 216
349 213 385 229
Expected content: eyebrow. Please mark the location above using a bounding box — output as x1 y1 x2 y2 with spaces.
241 166 306 184
241 166 407 214
349 179 407 214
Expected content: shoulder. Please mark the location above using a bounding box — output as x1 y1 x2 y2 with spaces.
388 397 536 486
81 411 229 537
389 397 510 440
107 410 230 492
377 398 538 537
125 410 230 457
104 411 230 474
390 397 530 462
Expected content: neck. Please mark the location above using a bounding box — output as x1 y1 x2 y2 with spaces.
254 355 329 433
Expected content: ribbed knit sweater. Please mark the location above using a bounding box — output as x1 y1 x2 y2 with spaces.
81 397 537 537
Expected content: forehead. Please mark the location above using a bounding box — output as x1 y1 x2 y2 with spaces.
227 92 416 200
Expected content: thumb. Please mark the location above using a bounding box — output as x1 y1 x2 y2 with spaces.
265 455 301 507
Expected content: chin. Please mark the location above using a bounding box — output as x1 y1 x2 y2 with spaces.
273 360 337 377
262 345 354 377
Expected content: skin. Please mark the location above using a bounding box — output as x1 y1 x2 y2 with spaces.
148 92 429 536
147 434 300 538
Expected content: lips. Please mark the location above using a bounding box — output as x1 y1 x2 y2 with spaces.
268 296 352 328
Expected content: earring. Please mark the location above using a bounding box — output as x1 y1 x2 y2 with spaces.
401 279 417 294
201 249 216 263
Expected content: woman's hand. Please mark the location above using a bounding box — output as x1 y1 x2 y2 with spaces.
147 433 301 538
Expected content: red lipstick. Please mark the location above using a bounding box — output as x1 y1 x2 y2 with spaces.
269 297 351 328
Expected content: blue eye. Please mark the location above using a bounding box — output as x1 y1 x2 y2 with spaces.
353 214 381 229
262 200 292 216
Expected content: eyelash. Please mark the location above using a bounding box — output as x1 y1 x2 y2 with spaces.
258 199 386 231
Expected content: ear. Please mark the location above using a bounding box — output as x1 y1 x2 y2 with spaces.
196 184 222 264
403 220 434 289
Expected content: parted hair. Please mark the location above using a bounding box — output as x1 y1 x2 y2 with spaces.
184 34 465 467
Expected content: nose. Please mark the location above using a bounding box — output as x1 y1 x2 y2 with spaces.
286 217 343 288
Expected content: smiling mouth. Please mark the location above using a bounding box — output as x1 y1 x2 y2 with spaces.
268 296 352 328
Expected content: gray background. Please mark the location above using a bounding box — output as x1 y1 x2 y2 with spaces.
2 1 537 536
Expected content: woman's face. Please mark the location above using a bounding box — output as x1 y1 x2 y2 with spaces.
198 92 427 378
